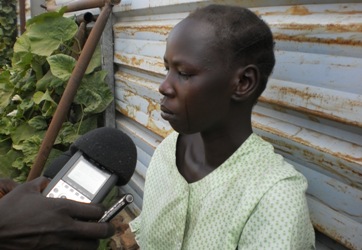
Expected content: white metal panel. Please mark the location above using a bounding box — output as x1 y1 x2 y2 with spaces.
112 1 362 249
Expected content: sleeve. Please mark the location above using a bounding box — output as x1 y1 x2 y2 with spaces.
129 215 142 245
238 176 315 250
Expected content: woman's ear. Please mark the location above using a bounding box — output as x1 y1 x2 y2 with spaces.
231 65 260 102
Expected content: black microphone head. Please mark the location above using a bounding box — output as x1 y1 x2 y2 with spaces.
43 150 73 178
70 127 137 186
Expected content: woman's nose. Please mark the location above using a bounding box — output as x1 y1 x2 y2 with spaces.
159 74 175 97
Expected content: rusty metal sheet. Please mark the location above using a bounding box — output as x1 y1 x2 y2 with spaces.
47 0 101 15
116 115 164 214
114 70 172 138
113 20 179 41
258 4 362 50
113 0 362 13
271 51 362 95
253 112 362 187
253 112 362 248
300 164 362 224
254 104 362 150
308 196 361 250
294 161 362 249
260 78 362 127
114 51 165 75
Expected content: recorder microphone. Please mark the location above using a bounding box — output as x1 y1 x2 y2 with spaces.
43 150 73 179
42 127 137 203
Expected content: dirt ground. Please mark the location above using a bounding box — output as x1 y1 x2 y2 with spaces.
108 208 140 250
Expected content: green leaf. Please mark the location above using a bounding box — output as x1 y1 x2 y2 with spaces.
12 52 33 72
28 116 47 130
36 70 65 91
56 122 79 145
26 7 66 27
0 149 22 178
1 6 112 182
10 122 37 145
56 116 98 145
0 117 14 136
12 143 23 151
13 35 31 53
75 71 113 114
22 135 42 164
43 148 66 170
0 137 11 155
14 172 28 183
35 70 51 91
12 36 33 72
77 115 98 135
47 54 76 81
12 157 25 170
33 90 56 105
2 6 14 14
33 90 57 117
41 100 57 117
31 56 47 80
0 70 14 111
26 15 78 56
18 98 34 115
85 45 102 75
18 73 36 92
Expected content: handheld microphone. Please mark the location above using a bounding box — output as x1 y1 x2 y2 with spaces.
98 193 134 222
43 150 73 179
42 127 137 203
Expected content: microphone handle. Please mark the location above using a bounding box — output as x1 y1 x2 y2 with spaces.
98 194 134 222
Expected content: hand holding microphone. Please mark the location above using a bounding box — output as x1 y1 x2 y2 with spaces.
0 176 115 250
0 127 137 250
0 178 19 199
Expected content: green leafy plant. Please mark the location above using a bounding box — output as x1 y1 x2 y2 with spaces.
0 8 113 182
0 0 17 66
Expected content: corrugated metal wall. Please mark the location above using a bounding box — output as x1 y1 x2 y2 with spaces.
110 1 362 249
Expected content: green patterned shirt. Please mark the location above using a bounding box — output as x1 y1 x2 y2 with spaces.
130 132 315 249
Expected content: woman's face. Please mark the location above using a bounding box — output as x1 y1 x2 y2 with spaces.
159 18 237 134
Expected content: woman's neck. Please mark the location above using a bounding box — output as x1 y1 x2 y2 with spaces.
176 123 253 183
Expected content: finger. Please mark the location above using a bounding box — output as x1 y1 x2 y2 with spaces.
53 198 105 220
54 238 100 250
0 179 19 198
72 220 115 239
24 176 50 192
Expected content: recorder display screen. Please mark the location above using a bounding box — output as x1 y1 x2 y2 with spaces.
66 156 110 196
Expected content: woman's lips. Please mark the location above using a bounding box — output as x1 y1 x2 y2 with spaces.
160 105 174 121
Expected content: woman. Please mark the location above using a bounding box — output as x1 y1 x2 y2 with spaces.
130 4 315 249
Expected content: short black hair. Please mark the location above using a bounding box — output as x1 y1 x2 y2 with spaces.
188 4 275 99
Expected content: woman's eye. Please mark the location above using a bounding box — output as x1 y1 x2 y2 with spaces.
178 72 192 79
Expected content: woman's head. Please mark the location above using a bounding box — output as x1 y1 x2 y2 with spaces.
159 5 275 134
188 5 275 98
